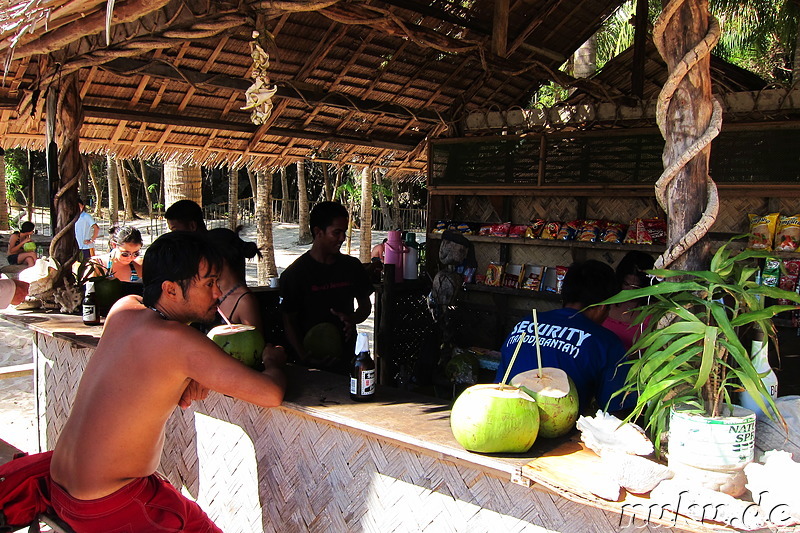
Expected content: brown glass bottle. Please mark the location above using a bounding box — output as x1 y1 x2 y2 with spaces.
350 332 376 401
82 281 101 326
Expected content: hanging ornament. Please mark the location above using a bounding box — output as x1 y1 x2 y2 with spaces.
242 31 278 125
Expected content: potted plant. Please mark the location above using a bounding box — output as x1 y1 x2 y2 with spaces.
601 240 800 492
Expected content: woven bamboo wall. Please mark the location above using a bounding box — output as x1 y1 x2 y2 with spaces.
34 333 671 533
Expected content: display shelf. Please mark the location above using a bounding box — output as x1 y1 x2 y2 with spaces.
464 283 563 302
426 232 666 253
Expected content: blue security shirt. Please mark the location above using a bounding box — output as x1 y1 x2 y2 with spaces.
495 308 634 412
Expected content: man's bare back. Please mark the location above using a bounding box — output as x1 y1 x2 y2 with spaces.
50 276 286 500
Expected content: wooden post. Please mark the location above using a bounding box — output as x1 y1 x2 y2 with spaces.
492 0 509 57
45 85 59 235
256 168 277 285
107 154 119 226
228 165 239 230
656 0 714 271
359 166 373 263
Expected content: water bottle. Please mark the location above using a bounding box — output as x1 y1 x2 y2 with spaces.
350 332 376 401
403 233 419 280
82 281 101 326
739 339 778 420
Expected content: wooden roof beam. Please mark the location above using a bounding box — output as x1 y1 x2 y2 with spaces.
100 58 448 124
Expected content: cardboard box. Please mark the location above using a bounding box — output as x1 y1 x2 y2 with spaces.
502 264 524 289
521 265 543 291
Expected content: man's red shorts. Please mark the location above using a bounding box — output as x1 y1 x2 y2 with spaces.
49 473 223 533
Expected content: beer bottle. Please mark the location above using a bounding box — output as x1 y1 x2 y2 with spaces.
350 332 376 401
82 281 101 326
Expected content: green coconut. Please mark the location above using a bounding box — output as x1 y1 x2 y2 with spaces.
511 368 579 438
208 324 266 369
92 277 125 316
22 242 36 252
303 322 344 365
450 383 540 453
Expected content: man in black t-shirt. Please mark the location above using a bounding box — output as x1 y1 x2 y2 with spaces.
279 201 374 373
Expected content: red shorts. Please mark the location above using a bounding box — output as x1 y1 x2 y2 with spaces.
49 473 222 533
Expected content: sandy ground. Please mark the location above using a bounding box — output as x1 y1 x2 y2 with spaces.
0 220 388 454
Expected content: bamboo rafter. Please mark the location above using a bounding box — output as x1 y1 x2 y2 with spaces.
652 0 723 270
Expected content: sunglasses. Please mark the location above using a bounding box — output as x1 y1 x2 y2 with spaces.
117 250 141 258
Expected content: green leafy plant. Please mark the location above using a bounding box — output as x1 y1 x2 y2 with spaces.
601 239 800 453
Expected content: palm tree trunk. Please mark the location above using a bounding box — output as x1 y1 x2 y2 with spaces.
135 159 154 218
164 160 202 209
359 166 373 263
375 171 392 230
256 169 277 284
322 163 332 201
280 166 289 222
0 148 9 230
107 154 119 226
333 166 344 202
793 24 800 85
87 158 103 219
297 160 312 245
247 167 257 201
228 165 239 230
391 178 400 230
116 159 136 220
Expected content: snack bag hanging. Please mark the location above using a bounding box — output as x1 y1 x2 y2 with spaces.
774 214 800 252
747 213 779 251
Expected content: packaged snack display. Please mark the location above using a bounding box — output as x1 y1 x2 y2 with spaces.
525 219 546 239
485 263 504 287
478 224 493 236
456 222 475 235
642 218 667 245
778 259 800 305
556 220 581 240
576 220 603 242
540 221 562 240
747 213 780 251
502 264 524 288
433 220 448 234
521 265 543 291
601 221 627 243
623 219 650 244
761 257 781 287
508 225 528 238
774 215 800 252
490 222 512 237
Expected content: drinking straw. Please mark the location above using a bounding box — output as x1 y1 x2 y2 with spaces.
217 307 233 326
532 309 543 378
500 331 526 387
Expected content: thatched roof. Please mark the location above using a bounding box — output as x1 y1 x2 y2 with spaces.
0 0 630 175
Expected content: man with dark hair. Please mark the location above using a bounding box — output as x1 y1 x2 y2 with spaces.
165 199 207 232
280 201 373 373
495 260 633 413
40 231 286 532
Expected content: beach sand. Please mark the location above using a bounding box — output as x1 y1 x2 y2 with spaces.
0 220 389 453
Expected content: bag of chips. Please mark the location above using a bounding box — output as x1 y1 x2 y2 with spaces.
642 218 667 245
433 220 448 234
747 213 780 251
508 225 528 238
624 218 652 245
778 259 800 305
557 220 581 241
601 221 627 244
775 215 800 252
490 222 511 237
576 220 603 242
525 219 546 239
540 221 562 240
478 225 493 236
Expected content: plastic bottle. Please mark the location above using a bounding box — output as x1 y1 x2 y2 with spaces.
739 339 778 420
403 232 419 280
384 230 404 282
350 332 376 401
82 281 101 326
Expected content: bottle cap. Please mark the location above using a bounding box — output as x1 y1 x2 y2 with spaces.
355 332 369 354
85 281 95 293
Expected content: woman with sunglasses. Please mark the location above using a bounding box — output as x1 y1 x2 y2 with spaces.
91 225 144 282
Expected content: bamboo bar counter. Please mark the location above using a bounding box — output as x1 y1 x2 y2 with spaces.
4 310 740 533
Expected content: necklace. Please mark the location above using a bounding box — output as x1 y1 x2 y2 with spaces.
218 283 242 305
147 305 170 321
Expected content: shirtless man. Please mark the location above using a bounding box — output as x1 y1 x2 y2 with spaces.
47 230 286 531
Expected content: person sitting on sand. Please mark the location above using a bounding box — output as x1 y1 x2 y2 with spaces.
7 221 37 267
91 225 144 283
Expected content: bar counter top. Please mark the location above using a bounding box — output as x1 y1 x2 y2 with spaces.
4 308 749 532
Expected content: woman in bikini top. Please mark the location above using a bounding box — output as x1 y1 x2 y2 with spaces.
91 225 144 283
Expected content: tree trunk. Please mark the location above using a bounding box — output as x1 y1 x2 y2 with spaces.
0 148 9 230
375 171 393 230
256 169 277 284
359 166 373 263
297 160 312 244
53 73 82 266
107 154 119 226
657 0 714 271
116 159 135 221
163 160 202 209
247 167 257 200
322 163 332 201
794 24 800 85
135 159 154 218
391 178 400 230
333 166 344 202
87 158 103 219
228 165 238 230
280 166 289 223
